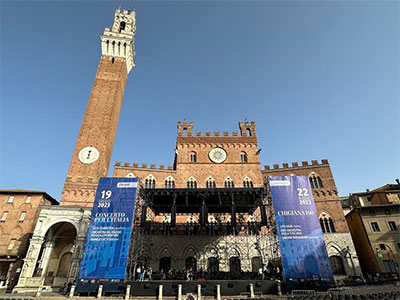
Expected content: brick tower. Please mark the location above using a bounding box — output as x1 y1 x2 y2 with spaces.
61 9 136 206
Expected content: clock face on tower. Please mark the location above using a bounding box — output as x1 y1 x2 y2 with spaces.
209 147 227 163
78 146 100 164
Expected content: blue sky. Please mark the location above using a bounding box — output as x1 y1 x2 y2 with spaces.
1 1 399 200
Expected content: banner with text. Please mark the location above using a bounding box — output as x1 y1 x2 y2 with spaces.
268 176 333 279
78 177 138 279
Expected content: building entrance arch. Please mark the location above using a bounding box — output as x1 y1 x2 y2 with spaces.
34 222 77 288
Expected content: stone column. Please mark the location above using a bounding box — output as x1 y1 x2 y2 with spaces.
68 215 90 283
125 284 131 300
158 285 163 300
39 240 55 277
178 284 182 300
97 285 103 298
216 284 221 300
197 284 202 300
14 236 45 289
249 283 254 299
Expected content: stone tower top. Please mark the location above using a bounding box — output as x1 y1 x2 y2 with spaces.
239 121 256 137
101 9 136 73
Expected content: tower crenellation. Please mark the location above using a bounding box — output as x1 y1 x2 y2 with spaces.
101 9 136 73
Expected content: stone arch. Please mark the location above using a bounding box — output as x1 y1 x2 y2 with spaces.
326 241 343 257
224 177 235 188
42 220 79 238
10 225 22 237
164 176 175 188
309 172 323 189
158 245 173 259
228 246 241 258
55 244 73 277
145 174 156 188
204 246 219 259
38 222 77 287
182 245 198 258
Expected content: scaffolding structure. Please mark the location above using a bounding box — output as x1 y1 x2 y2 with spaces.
126 180 281 280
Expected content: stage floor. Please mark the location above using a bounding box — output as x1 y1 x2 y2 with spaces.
128 280 278 296
75 279 278 297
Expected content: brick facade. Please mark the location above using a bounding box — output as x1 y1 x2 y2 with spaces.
0 190 57 289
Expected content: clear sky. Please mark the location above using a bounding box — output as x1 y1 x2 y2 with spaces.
1 1 399 200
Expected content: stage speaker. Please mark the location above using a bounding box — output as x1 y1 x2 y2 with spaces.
171 205 176 227
227 282 234 288
255 282 262 287
141 205 147 225
144 283 151 289
260 203 267 225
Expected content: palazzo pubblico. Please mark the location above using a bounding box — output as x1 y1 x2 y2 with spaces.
0 9 362 293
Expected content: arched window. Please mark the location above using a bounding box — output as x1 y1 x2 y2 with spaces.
243 177 253 188
319 212 336 233
208 257 219 273
190 152 197 163
240 152 248 162
186 257 197 271
329 255 345 275
159 257 171 272
183 127 188 136
246 128 252 137
251 257 262 273
224 177 234 188
187 177 197 189
119 21 126 33
145 175 156 189
309 173 323 189
206 176 216 188
164 176 175 189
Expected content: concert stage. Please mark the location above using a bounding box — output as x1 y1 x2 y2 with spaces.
128 280 278 296
75 279 279 297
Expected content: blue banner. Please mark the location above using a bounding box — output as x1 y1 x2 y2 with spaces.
78 177 138 279
268 176 333 279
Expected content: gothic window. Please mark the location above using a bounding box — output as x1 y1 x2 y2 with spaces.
319 213 336 233
329 256 345 275
164 176 175 189
208 257 219 273
240 152 248 162
309 173 323 189
206 176 216 188
187 177 197 189
119 21 126 33
7 196 14 203
251 257 262 273
224 177 234 188
243 177 253 188
246 128 252 137
190 152 196 163
145 175 156 189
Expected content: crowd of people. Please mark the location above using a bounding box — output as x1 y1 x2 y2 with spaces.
258 265 282 280
134 265 282 281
